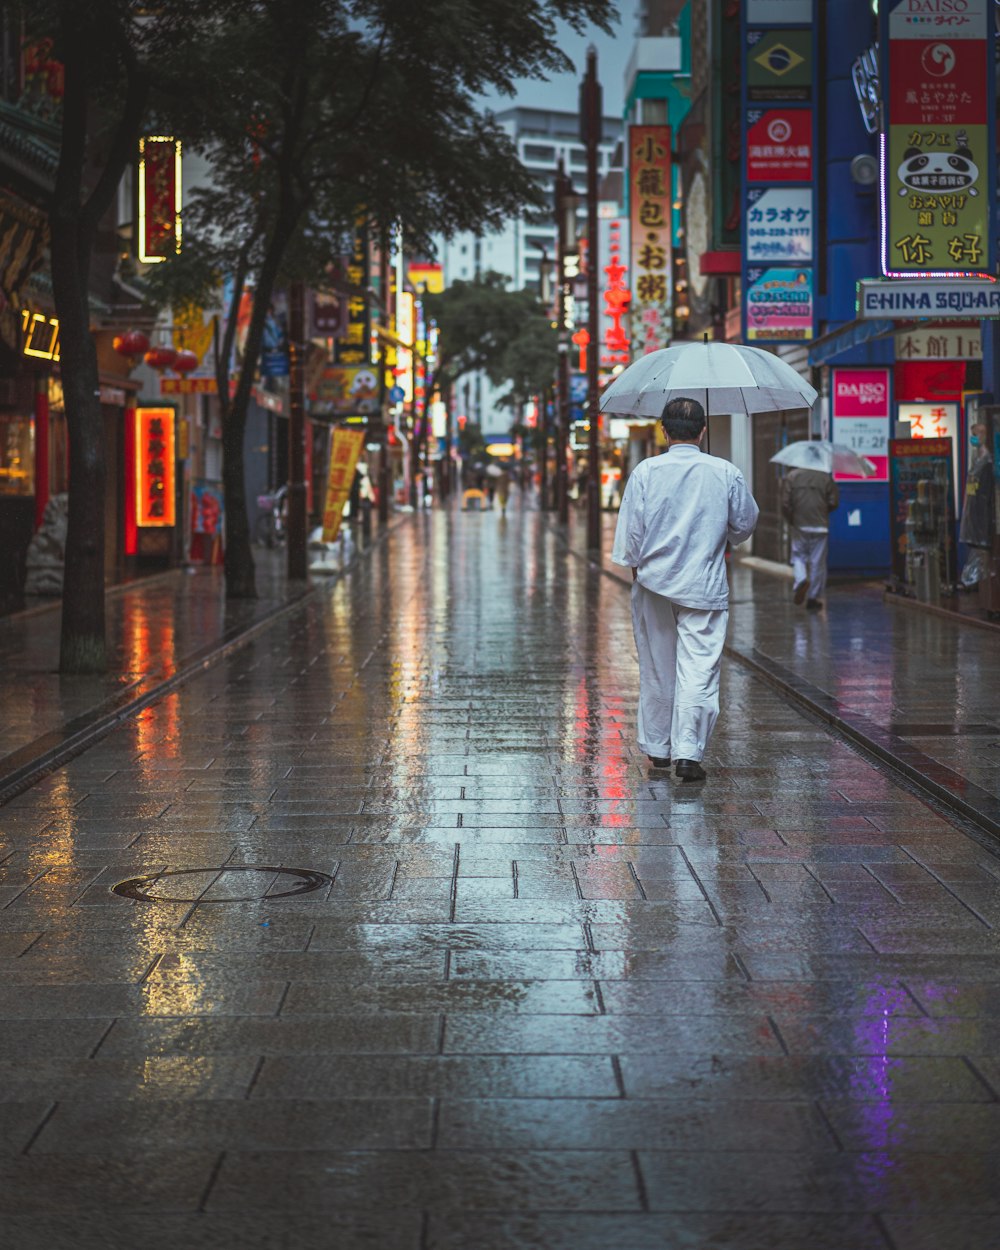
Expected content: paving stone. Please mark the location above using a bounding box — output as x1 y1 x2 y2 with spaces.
208 1149 642 1212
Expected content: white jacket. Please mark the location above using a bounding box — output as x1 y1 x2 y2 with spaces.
612 444 759 610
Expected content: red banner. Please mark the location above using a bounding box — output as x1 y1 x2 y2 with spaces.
139 138 181 263
135 408 176 527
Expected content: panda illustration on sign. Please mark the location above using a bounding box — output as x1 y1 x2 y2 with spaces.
897 131 979 197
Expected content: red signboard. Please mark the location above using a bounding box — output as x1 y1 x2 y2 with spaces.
139 137 181 264
832 367 890 482
746 110 813 181
135 408 176 527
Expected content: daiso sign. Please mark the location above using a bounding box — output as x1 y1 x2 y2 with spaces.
832 367 891 482
833 370 889 418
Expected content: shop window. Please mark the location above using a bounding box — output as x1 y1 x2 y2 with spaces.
0 414 34 496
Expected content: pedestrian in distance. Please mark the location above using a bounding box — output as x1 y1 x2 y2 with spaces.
959 422 993 590
496 467 511 516
613 396 759 782
780 461 839 610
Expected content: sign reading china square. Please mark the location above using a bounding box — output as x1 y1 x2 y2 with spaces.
858 277 1000 318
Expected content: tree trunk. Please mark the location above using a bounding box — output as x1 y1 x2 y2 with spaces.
50 40 105 673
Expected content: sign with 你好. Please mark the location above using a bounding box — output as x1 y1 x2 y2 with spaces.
832 367 890 482
881 0 991 276
745 187 813 262
321 427 365 543
628 125 672 356
745 267 813 341
746 109 813 182
135 408 175 527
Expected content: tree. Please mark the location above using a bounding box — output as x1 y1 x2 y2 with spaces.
7 1 196 672
151 0 615 599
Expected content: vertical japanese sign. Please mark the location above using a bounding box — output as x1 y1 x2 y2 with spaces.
321 427 365 542
601 218 630 367
135 408 176 527
334 225 370 365
832 368 891 482
740 1 817 344
881 0 992 277
138 137 181 264
628 125 672 356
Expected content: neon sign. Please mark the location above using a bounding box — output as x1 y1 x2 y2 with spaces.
21 309 60 361
138 136 182 264
135 408 176 527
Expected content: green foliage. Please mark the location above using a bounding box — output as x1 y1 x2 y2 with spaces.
423 271 556 403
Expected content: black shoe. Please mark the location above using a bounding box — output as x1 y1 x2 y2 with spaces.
648 755 671 769
793 579 809 605
806 598 823 611
675 759 707 782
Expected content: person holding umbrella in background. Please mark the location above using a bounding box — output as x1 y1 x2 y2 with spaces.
781 463 839 610
613 397 759 782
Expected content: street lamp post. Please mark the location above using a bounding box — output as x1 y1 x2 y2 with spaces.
581 46 602 551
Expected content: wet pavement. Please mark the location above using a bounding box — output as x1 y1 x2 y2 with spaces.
1 502 1000 1247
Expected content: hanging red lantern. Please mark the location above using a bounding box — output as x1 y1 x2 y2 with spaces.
173 349 199 374
113 329 150 358
143 346 178 371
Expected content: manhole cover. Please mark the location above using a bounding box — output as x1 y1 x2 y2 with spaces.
112 865 332 903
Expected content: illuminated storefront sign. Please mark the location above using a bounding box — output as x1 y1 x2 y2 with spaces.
396 291 414 402
138 137 182 264
745 187 813 262
135 407 176 526
745 267 814 341
857 276 1000 317
832 367 890 482
628 124 672 355
321 427 365 543
334 225 370 366
880 0 992 278
20 309 60 360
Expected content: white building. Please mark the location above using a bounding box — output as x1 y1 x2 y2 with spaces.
440 106 622 436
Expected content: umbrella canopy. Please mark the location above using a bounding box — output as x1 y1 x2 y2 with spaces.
599 341 818 418
770 440 876 477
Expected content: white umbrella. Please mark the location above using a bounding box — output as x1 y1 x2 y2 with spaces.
599 341 817 418
770 440 876 477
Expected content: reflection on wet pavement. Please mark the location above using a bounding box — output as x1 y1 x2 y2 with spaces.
0 506 998 1246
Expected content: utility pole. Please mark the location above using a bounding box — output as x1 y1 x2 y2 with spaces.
581 46 602 551
286 278 308 581
555 159 571 525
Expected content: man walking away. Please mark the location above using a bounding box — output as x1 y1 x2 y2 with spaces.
781 464 839 610
613 397 759 782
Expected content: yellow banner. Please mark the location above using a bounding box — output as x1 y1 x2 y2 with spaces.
321 427 365 543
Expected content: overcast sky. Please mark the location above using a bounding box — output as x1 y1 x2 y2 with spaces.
479 3 637 119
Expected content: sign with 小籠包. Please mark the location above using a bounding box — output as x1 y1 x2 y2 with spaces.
746 109 813 182
745 267 813 341
628 124 672 356
321 427 365 543
832 367 890 482
135 408 175 527
745 187 813 262
881 0 991 277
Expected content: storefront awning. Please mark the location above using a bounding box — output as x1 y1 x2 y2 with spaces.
808 318 894 366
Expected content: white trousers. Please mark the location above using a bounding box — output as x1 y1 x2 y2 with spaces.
630 583 728 762
790 530 828 602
